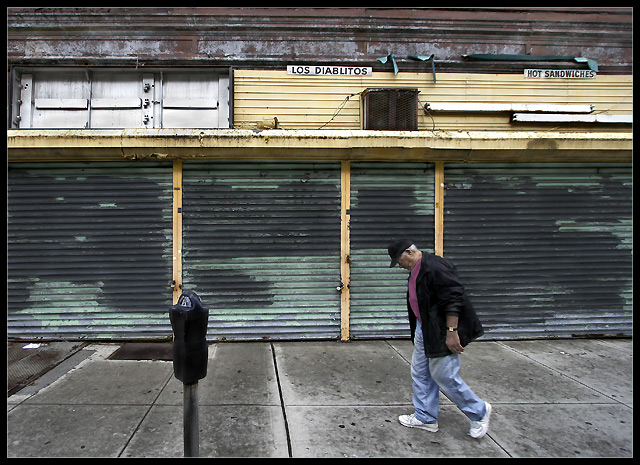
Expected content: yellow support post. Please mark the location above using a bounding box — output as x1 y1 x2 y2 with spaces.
340 161 351 341
434 162 444 257
172 160 183 304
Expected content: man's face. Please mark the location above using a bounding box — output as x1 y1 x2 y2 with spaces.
396 250 414 270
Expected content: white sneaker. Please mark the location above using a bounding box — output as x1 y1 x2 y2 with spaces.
398 413 439 432
469 401 492 439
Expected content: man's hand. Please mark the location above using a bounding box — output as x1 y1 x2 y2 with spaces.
445 315 463 354
446 330 464 354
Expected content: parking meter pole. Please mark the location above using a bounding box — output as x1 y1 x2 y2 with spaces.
184 382 199 457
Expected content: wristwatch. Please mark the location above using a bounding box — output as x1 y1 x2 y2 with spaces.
447 327 458 332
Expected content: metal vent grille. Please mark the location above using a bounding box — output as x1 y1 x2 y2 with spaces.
363 89 418 130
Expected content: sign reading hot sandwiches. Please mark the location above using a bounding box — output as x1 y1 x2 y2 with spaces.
524 69 597 79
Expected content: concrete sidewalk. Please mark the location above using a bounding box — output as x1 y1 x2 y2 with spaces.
7 338 633 457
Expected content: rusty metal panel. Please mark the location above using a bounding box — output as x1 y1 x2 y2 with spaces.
7 8 632 74
181 161 341 340
349 162 435 339
443 163 632 339
8 162 174 340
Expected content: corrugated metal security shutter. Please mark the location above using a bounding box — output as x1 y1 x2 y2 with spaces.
349 162 435 338
443 163 632 339
13 69 229 129
8 162 174 340
181 162 341 340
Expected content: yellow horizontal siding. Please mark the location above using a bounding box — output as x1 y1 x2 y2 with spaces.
234 70 632 132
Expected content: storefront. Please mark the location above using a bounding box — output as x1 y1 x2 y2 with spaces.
8 129 632 341
8 8 632 342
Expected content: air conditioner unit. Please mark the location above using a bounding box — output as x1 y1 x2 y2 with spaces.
362 88 419 130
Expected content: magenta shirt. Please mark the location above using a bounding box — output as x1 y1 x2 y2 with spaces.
408 261 422 323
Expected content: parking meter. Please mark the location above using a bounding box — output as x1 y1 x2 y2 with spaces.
169 290 209 385
169 290 209 457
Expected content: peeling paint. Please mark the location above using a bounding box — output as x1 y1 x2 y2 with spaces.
8 8 632 75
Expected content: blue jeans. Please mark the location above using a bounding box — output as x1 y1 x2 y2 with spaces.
411 324 486 423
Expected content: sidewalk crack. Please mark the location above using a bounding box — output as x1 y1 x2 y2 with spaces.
270 342 293 457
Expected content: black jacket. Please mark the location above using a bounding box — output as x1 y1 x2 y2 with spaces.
407 253 484 358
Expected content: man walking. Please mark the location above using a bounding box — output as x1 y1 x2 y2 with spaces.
387 238 491 439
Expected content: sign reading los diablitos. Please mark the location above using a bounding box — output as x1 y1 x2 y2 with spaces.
287 65 372 76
